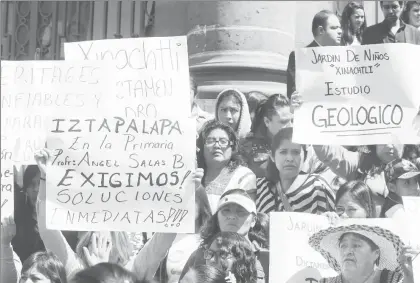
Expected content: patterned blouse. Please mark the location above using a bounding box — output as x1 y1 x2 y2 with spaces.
256 174 335 214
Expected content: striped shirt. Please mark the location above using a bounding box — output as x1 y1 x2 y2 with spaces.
256 174 335 214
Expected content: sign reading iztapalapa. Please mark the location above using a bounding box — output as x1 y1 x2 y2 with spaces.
46 116 196 233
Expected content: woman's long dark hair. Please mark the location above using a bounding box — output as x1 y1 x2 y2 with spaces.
196 120 245 184
336 180 377 218
341 2 367 45
250 93 289 140
205 232 257 283
21 252 67 283
199 189 269 249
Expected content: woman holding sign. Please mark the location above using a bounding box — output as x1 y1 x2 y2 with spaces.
196 120 257 213
309 224 416 283
34 149 135 278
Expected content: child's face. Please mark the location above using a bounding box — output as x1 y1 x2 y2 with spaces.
395 177 420 196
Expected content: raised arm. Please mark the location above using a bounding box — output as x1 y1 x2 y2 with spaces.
1 216 21 283
131 232 177 280
312 145 361 180
35 149 82 276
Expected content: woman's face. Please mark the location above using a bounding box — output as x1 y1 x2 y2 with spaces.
376 144 404 164
350 8 365 31
272 139 304 180
20 267 51 283
339 233 379 276
395 177 420 196
205 239 235 271
217 203 255 236
336 193 369 218
408 3 420 27
203 128 233 167
264 107 293 138
217 95 241 131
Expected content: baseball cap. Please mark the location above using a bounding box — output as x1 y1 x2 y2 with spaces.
217 191 257 214
385 159 420 183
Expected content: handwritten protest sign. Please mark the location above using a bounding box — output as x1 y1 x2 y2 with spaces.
1 61 111 164
1 162 13 218
1 136 14 217
45 116 196 232
270 213 414 283
270 213 333 283
64 36 191 119
293 44 420 145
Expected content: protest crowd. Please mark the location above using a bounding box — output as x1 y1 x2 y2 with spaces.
2 1 420 283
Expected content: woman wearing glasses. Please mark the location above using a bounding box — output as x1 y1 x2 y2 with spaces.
196 120 257 212
179 189 268 283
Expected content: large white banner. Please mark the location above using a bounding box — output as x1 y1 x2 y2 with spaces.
293 44 420 145
45 116 196 233
64 36 191 119
1 61 111 164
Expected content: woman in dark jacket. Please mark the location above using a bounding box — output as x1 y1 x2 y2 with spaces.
12 165 45 262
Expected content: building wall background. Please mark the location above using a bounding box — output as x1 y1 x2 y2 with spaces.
1 1 384 112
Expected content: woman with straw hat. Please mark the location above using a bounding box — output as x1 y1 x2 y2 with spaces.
308 224 416 283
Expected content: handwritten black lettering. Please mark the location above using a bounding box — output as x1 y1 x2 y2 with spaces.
312 104 403 128
57 169 75 187
325 82 371 96
311 49 341 64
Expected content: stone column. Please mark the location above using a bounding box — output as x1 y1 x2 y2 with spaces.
186 1 296 111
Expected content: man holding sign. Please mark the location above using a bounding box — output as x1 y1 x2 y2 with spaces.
287 10 343 99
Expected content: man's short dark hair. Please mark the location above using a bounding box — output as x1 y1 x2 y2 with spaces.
190 76 198 97
379 1 404 7
312 10 336 37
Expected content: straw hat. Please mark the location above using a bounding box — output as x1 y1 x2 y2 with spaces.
308 224 404 273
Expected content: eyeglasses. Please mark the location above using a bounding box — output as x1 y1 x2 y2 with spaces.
204 138 232 148
203 249 233 261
